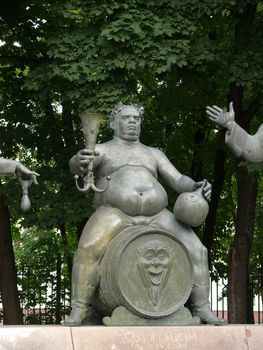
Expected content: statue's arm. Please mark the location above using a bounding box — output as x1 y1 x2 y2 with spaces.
151 148 211 201
150 148 195 193
69 144 105 175
0 158 19 175
0 158 39 184
226 123 263 162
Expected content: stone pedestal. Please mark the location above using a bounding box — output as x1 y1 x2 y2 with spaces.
0 325 262 350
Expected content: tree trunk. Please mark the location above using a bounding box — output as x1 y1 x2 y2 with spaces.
190 127 205 181
228 164 258 323
0 195 23 324
190 126 227 269
202 145 226 268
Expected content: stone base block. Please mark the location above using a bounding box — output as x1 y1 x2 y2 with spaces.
0 325 262 350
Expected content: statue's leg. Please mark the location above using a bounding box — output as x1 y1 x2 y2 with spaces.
150 209 227 325
64 206 128 326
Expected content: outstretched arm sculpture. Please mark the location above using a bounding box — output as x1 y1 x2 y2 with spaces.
65 102 226 326
207 102 263 163
0 158 39 211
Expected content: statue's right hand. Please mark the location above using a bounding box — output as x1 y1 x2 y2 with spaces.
77 149 100 171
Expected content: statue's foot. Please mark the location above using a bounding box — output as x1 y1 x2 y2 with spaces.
63 307 88 326
193 309 228 325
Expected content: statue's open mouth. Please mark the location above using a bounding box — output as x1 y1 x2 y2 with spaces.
148 267 163 275
148 269 164 285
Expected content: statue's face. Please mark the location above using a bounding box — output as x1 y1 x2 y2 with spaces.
112 106 141 141
137 239 174 306
139 247 171 286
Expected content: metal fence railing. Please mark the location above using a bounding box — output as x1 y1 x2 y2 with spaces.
210 279 263 324
0 273 262 325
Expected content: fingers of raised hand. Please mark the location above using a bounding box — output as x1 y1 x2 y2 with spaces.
206 105 223 116
206 108 222 123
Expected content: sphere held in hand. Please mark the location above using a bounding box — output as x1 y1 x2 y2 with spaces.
173 187 209 227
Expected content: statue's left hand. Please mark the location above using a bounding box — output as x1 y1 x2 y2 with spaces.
193 179 211 202
15 163 39 185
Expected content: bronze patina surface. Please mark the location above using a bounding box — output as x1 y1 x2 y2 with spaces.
65 102 226 326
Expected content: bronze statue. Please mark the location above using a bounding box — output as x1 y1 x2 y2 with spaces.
0 158 39 211
65 102 226 326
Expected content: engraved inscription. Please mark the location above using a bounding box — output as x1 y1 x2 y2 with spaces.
117 330 199 350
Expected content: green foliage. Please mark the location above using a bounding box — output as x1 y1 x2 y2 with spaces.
15 226 74 324
20 0 256 112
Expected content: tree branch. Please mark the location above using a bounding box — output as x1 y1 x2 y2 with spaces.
243 94 262 124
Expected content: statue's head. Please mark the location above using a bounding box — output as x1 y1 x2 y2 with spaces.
108 102 144 141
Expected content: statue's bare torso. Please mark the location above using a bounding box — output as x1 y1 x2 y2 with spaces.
94 139 168 216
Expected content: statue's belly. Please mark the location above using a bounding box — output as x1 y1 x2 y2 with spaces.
95 166 168 216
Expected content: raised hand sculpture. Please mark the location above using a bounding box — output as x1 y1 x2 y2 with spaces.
207 102 263 163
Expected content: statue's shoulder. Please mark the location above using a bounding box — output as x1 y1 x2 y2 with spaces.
146 146 165 158
135 142 157 155
95 141 112 152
